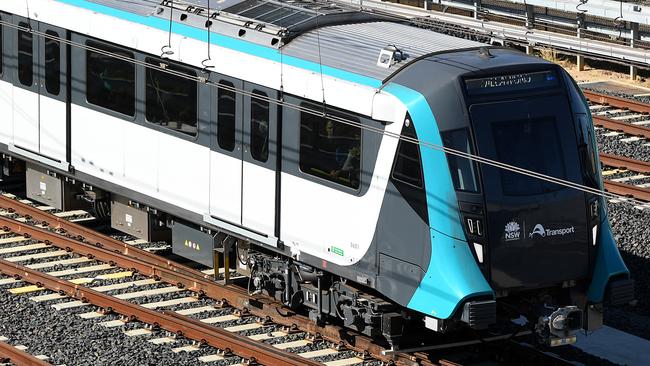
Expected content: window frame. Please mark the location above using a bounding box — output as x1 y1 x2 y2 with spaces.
17 21 34 87
441 127 480 194
298 102 363 191
249 89 270 163
391 120 424 189
44 29 61 96
217 79 238 152
84 39 136 118
144 57 199 139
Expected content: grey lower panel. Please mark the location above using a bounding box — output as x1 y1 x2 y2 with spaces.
377 253 424 307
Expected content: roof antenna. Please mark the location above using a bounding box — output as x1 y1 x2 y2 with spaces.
161 0 175 59
201 0 216 73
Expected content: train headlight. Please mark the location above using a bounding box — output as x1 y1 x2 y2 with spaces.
592 225 598 246
473 243 484 263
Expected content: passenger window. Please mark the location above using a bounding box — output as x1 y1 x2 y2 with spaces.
299 106 361 189
250 90 269 162
217 81 236 151
442 129 479 193
44 30 60 96
86 41 135 116
145 58 198 137
18 22 33 87
392 119 423 188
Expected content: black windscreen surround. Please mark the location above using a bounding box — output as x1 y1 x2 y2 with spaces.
442 129 478 192
299 107 361 189
250 90 269 162
146 58 198 136
492 118 566 196
392 120 422 188
217 80 236 151
18 23 33 87
44 30 61 96
86 41 135 116
390 118 428 223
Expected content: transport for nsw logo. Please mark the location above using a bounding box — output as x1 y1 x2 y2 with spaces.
504 221 521 241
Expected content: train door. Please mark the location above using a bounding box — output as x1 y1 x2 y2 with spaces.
209 75 243 225
11 17 67 162
241 82 277 236
0 12 13 145
37 23 67 162
12 17 39 152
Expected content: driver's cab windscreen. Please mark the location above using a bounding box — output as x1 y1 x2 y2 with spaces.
492 118 567 196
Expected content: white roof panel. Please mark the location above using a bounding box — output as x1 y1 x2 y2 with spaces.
282 21 483 80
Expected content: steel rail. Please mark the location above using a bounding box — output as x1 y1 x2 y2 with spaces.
582 89 650 139
0 195 207 281
592 115 650 139
0 212 399 365
600 153 650 202
600 153 650 174
583 90 650 115
0 341 51 366
0 257 317 366
603 180 650 202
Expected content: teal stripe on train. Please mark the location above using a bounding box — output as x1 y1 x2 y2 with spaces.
55 0 382 89
383 83 493 319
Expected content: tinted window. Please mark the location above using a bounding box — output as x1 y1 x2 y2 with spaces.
492 118 566 195
146 58 197 136
299 107 361 189
44 30 60 96
442 129 479 192
392 120 422 188
217 81 236 151
86 41 135 116
250 90 269 162
18 23 33 87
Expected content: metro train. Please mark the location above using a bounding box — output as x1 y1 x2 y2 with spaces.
0 0 634 347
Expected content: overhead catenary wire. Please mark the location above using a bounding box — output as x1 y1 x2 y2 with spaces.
0 18 648 209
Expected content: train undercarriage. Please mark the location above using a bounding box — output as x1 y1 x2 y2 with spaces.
0 155 633 351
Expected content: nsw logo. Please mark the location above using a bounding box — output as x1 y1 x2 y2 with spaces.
504 221 521 241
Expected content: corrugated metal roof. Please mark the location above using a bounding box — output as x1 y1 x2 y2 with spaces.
282 21 482 80
88 0 158 15
85 1 482 81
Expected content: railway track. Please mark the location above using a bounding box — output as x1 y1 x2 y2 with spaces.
0 194 581 366
601 153 650 203
0 340 50 366
584 89 650 140
578 89 650 202
0 194 389 366
0 210 374 365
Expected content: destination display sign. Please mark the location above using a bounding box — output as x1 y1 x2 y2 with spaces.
465 70 558 96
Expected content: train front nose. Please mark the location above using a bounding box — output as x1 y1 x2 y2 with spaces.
467 82 591 291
